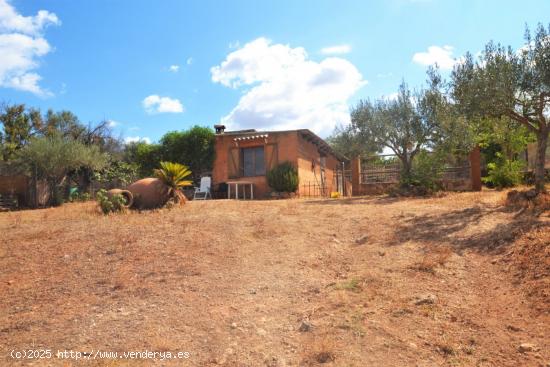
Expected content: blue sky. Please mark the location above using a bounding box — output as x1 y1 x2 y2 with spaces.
1 0 549 142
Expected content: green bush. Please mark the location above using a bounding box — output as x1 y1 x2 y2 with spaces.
96 189 128 214
69 191 91 202
93 160 139 186
482 154 524 188
267 161 299 193
52 186 65 207
400 151 445 194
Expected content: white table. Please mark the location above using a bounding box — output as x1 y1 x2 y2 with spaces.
226 181 254 199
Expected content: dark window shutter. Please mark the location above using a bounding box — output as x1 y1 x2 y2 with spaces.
228 148 240 178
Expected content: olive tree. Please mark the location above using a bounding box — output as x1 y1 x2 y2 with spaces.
18 134 108 205
349 81 439 179
452 24 550 192
326 123 377 159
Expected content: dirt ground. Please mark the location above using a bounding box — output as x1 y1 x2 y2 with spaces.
0 190 548 366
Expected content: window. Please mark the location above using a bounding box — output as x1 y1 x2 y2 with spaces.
241 146 265 176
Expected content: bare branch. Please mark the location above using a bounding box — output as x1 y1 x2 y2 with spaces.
506 109 539 132
382 142 402 158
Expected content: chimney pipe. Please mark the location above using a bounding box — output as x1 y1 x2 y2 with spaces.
214 124 226 134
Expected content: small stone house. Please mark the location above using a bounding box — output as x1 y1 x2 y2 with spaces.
211 125 349 198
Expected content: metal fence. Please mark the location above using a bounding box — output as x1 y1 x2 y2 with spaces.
301 182 329 198
334 169 352 195
360 155 401 183
441 165 471 180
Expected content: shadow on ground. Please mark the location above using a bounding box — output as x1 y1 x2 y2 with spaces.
304 196 416 206
393 205 548 254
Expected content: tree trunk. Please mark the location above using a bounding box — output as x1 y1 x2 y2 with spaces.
48 178 57 207
81 167 92 193
534 127 549 193
401 156 412 184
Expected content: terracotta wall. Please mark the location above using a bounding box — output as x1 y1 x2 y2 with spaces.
469 146 482 191
295 134 339 196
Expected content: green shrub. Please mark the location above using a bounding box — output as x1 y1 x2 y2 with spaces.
267 161 299 193
482 154 524 188
93 160 139 186
96 189 128 214
400 151 445 194
69 191 92 202
52 186 65 207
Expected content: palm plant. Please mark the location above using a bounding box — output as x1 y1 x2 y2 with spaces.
154 161 193 203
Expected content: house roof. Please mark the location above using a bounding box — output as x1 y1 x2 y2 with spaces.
219 128 347 162
233 134 269 141
297 129 348 162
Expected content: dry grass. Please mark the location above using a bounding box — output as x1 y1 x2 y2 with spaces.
504 188 550 215
411 246 453 273
333 278 363 292
501 225 550 312
300 334 338 365
0 190 549 366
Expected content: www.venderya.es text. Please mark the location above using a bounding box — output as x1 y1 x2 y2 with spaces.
10 349 191 361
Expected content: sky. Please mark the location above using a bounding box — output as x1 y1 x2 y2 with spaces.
1 0 549 143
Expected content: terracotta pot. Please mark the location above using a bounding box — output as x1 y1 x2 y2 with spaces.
106 189 133 208
127 178 171 209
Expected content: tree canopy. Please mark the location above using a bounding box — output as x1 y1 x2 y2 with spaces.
0 104 122 161
336 74 462 179
451 23 550 192
126 126 216 180
124 141 163 177
18 134 108 204
18 134 107 180
0 104 42 160
159 126 216 179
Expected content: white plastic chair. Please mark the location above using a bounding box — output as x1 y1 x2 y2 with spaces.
193 176 211 200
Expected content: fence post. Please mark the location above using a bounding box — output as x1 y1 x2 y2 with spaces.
469 146 482 191
351 156 361 196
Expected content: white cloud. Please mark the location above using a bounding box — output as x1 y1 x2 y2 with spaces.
320 44 352 55
106 119 118 127
412 45 458 70
168 64 179 72
0 0 59 96
186 57 193 65
0 0 59 35
211 37 366 136
124 136 151 144
142 95 184 114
